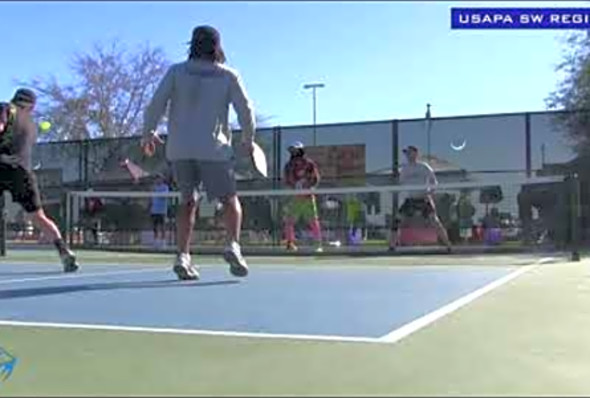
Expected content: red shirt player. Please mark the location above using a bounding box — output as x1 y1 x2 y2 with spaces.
283 141 323 252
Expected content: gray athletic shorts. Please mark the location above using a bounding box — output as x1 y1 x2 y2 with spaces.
171 159 237 203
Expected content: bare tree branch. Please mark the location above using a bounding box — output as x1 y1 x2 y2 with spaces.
547 31 590 155
20 39 170 142
19 39 170 177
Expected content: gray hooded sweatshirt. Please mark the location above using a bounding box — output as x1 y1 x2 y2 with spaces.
142 59 255 162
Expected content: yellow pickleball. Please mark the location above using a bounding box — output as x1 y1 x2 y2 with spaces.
39 121 51 132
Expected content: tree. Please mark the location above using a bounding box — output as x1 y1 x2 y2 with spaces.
547 32 590 155
23 39 170 142
21 39 170 181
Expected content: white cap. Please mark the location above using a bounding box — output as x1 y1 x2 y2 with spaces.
288 141 304 150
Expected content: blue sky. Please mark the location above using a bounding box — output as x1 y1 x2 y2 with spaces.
0 0 582 127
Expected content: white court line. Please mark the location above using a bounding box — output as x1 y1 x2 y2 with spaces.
0 268 166 285
0 320 383 345
378 259 548 343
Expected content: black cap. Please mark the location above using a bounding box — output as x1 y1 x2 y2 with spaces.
11 88 36 105
403 145 418 153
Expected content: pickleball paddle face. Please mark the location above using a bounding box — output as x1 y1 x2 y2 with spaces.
121 158 149 183
251 142 267 178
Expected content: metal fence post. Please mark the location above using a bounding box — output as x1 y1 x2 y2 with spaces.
271 126 282 247
525 113 532 178
569 173 581 262
83 140 89 189
0 192 5 257
391 119 399 233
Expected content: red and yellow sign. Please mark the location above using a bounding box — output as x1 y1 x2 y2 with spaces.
304 144 365 180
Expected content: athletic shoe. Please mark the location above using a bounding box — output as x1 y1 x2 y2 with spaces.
173 253 200 281
223 241 249 277
315 246 324 253
61 250 79 273
286 242 298 252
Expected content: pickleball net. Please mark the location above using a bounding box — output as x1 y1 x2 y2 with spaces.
64 175 581 258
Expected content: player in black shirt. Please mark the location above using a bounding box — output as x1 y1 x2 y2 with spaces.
0 88 79 272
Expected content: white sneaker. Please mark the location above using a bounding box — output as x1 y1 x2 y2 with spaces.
223 241 249 277
172 253 199 281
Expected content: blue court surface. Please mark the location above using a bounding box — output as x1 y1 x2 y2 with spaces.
0 261 518 340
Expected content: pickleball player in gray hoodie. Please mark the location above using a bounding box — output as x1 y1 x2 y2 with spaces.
141 25 256 281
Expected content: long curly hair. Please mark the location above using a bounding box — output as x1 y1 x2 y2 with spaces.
188 25 226 64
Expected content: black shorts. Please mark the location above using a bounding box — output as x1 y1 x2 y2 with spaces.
151 214 165 228
399 197 435 219
0 164 42 213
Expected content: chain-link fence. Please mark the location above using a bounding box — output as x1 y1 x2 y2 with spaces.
7 109 585 251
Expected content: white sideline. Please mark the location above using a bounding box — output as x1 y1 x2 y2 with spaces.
378 260 549 343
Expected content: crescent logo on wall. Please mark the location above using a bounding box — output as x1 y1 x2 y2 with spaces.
450 137 467 151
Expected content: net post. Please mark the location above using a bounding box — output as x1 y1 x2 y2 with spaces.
171 195 178 248
66 191 72 247
0 192 6 257
568 173 581 262
270 126 282 248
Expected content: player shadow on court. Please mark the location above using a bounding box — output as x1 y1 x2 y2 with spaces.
0 279 240 300
0 270 64 277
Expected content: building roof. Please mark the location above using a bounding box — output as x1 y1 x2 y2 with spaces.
370 154 467 175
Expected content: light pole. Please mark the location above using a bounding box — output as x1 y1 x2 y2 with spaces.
303 83 325 146
425 103 432 159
